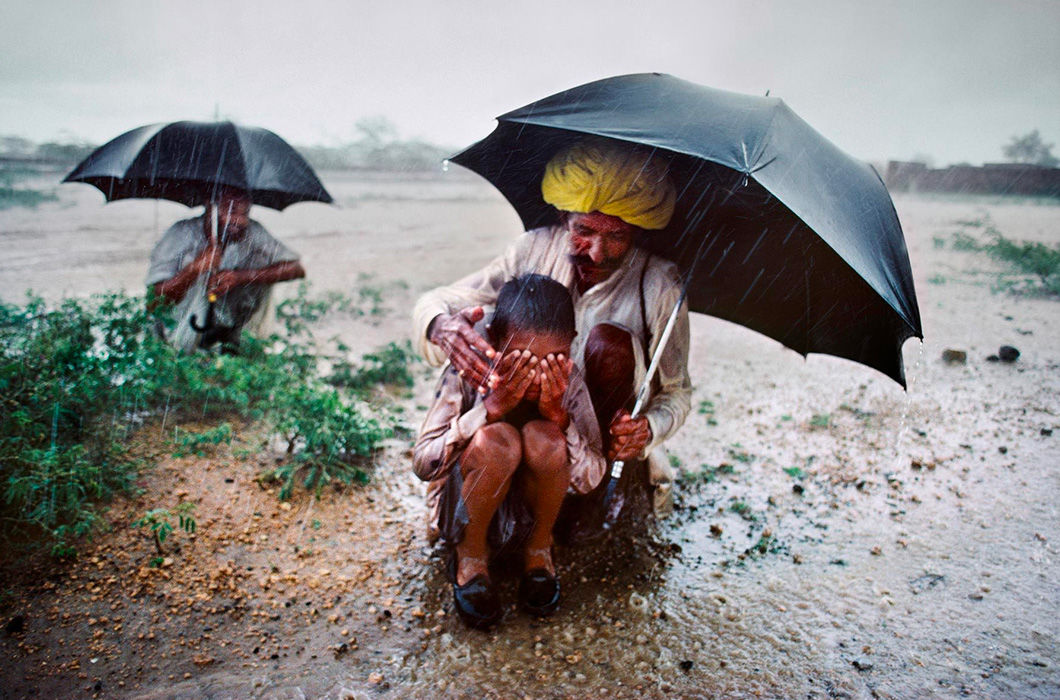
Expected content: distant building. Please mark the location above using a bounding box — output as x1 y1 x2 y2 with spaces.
884 161 1060 198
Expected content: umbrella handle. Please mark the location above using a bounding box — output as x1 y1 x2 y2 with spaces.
189 293 218 332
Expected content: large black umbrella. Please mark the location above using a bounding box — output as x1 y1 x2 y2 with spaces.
451 73 922 387
63 120 332 210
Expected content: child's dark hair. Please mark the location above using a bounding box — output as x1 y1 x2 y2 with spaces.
490 274 575 341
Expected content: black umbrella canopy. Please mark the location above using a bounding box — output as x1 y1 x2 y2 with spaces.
451 73 923 387
63 121 332 210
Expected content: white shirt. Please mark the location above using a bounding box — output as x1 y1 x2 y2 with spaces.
146 215 299 351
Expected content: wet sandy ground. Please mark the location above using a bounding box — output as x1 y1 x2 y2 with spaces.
0 172 1058 698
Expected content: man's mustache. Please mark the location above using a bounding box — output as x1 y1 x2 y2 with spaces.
569 254 620 271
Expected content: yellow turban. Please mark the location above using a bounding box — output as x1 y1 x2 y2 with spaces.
541 139 676 230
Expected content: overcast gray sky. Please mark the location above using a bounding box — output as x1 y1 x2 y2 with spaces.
2 0 1058 166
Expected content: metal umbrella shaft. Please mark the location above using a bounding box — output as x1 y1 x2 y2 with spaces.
188 207 221 333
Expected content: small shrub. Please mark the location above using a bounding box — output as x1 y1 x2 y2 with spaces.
983 235 1060 295
171 423 233 457
696 399 718 426
730 501 755 521
951 232 981 251
809 413 831 428
327 341 418 392
131 502 196 555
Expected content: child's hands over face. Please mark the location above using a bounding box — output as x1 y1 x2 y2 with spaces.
483 349 537 422
536 353 572 430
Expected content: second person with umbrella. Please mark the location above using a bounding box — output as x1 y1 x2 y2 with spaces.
147 185 305 352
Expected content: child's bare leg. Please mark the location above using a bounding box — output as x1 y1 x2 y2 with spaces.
520 419 571 574
456 422 521 585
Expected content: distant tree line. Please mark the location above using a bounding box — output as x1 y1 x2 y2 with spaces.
297 117 452 172
0 136 96 165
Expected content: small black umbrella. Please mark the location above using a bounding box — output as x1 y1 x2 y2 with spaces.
64 121 331 334
451 73 923 387
63 120 332 210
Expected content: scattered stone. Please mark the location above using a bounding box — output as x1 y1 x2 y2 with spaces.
792 484 805 495
333 642 349 659
998 446 1008 454
998 345 1020 362
829 559 847 567
941 349 967 364
1041 428 1053 437
852 658 874 672
679 660 694 672
871 546 882 556
909 573 945 594
628 592 649 615
709 524 723 537
5 614 25 635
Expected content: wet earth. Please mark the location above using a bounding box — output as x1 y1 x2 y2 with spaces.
0 174 1058 698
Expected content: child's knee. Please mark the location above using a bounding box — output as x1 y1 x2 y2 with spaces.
521 420 568 473
466 422 522 472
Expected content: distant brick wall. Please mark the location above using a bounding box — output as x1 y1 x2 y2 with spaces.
885 161 1060 197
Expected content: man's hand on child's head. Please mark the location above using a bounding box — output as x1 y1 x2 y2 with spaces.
430 307 498 394
536 353 572 430
483 349 537 423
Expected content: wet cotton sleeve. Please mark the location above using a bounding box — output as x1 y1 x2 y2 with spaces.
412 367 487 482
641 261 693 455
146 219 201 287
563 369 607 495
235 222 300 269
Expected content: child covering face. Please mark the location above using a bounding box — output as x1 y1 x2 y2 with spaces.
412 274 605 628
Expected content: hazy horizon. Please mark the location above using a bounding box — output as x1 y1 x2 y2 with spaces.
3 0 1058 168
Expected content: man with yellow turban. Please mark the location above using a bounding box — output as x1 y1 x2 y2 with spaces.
412 138 692 620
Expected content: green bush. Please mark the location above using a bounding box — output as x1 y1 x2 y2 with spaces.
326 340 417 392
950 214 1060 295
1 286 403 552
984 235 1060 295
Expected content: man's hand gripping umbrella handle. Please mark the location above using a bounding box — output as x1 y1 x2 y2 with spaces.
602 279 689 525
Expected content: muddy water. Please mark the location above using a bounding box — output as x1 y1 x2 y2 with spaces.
2 175 1058 698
